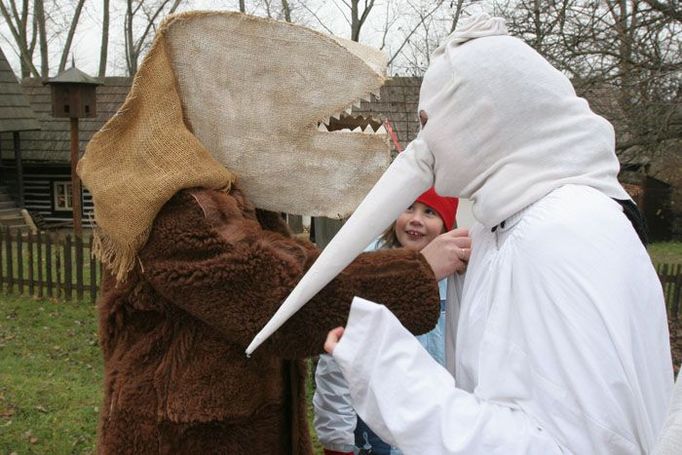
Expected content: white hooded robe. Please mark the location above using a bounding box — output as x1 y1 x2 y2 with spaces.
333 184 673 454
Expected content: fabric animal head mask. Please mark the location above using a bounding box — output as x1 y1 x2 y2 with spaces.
78 11 390 280
247 13 629 354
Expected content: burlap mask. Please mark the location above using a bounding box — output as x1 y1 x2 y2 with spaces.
78 11 391 281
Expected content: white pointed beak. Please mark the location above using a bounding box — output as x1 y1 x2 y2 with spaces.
246 137 434 355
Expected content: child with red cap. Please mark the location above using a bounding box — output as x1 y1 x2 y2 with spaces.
313 188 461 455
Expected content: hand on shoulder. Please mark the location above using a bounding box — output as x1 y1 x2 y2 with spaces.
420 228 471 280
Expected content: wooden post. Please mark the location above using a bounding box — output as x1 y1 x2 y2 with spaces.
5 228 13 293
672 264 682 321
0 227 4 290
64 234 72 300
0 136 3 185
46 233 53 298
70 118 82 238
287 214 304 234
28 232 34 296
75 235 83 301
37 231 43 299
13 132 24 207
312 217 345 249
89 236 97 302
17 232 23 294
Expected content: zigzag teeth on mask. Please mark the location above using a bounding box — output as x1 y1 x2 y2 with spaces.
364 125 374 134
353 99 363 109
317 123 328 132
376 125 387 134
332 112 341 120
352 126 363 133
344 106 353 115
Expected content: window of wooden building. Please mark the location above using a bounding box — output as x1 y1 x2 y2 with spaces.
53 181 72 211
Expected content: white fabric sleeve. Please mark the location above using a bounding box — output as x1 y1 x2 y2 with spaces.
654 368 682 455
333 297 563 455
313 353 357 452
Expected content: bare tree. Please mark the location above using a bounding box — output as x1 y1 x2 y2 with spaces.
57 0 85 73
34 0 47 78
386 0 444 72
124 0 184 76
494 0 681 162
350 0 375 41
297 0 377 41
0 0 100 78
0 0 40 77
385 0 479 74
643 0 682 22
281 0 291 22
98 0 110 78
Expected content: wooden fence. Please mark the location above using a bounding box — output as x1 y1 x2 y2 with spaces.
0 228 101 302
658 263 682 320
0 226 680 315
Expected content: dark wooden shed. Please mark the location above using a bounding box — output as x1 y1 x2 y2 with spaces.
0 47 40 208
1 77 130 227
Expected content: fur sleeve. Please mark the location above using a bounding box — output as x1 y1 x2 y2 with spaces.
139 188 440 358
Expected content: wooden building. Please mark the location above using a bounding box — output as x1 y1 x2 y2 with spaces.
4 76 425 235
1 71 678 239
0 47 40 230
0 77 130 227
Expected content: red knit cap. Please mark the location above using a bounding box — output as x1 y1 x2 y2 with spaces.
415 187 459 231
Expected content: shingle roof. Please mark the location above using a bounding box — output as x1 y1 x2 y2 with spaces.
0 47 40 133
2 77 130 161
47 66 101 85
349 76 421 147
5 76 422 162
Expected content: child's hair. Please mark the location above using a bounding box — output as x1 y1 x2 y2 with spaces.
377 217 456 250
378 188 459 250
377 221 401 249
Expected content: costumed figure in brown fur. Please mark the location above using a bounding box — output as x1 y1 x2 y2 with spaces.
78 12 458 455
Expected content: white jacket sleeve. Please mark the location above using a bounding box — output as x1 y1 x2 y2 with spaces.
654 368 682 455
333 297 564 455
313 353 357 452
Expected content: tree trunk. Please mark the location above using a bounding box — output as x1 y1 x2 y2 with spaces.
125 0 136 76
281 0 291 22
351 0 361 41
58 0 86 73
99 0 110 78
34 0 48 78
0 0 40 77
450 0 465 32
350 0 375 42
125 0 184 76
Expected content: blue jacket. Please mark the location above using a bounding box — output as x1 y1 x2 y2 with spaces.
313 238 447 455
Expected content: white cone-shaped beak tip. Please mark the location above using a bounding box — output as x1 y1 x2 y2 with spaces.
246 138 434 356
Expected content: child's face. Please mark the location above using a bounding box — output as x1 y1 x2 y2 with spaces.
395 201 445 252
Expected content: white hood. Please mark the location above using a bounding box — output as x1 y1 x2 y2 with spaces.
246 14 629 355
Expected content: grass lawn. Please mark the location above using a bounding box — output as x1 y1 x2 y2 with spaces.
0 242 680 453
0 295 101 454
649 242 682 266
0 295 325 454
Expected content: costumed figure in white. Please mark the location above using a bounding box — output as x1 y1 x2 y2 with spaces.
248 14 675 455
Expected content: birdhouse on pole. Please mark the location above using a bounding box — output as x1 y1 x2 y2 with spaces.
46 64 100 119
45 63 101 238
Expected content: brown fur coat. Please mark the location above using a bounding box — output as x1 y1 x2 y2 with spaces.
96 187 440 454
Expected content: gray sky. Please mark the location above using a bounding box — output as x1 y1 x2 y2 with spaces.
1 0 483 78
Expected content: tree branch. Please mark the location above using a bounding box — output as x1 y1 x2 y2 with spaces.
58 0 85 73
